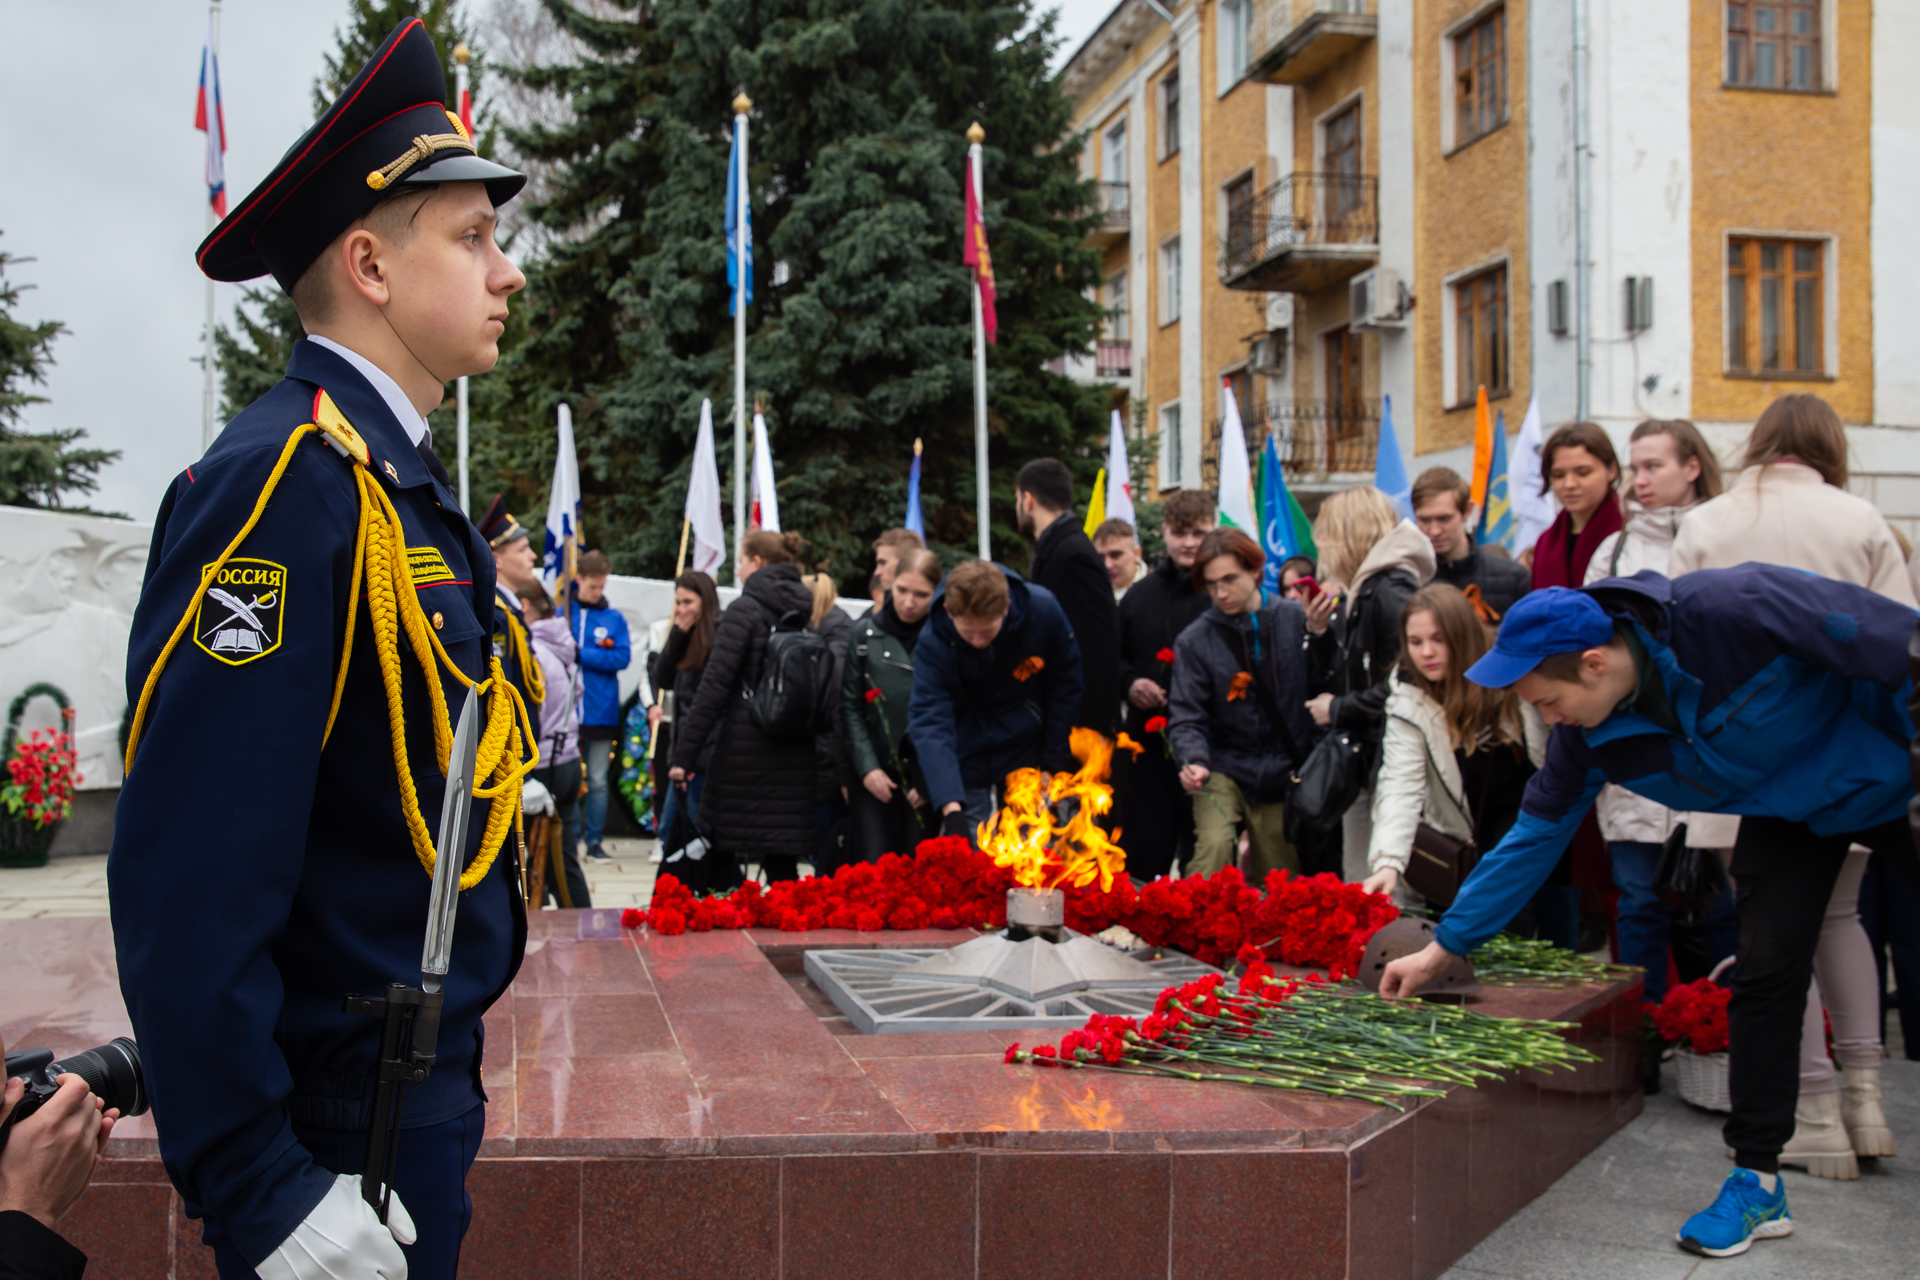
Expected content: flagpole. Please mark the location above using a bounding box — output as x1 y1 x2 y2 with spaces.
201 0 223 452
731 93 751 583
968 122 989 562
453 43 473 514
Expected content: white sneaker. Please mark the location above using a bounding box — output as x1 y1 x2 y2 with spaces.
1841 1065 1897 1157
1780 1089 1860 1180
648 846 663 864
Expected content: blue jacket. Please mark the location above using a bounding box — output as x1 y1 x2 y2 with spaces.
109 341 522 1264
1437 565 1917 956
909 568 1084 808
568 595 631 727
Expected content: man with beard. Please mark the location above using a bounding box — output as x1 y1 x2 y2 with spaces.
1017 458 1119 735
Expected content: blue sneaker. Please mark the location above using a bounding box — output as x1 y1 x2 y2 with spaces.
1677 1168 1794 1258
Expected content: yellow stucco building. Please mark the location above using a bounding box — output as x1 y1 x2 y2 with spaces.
1059 0 1920 534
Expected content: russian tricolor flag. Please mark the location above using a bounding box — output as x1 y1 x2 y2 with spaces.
194 15 227 217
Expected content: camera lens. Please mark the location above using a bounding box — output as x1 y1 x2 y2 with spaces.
49 1038 147 1118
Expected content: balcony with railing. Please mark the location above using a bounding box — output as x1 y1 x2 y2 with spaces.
1204 398 1380 491
1248 0 1377 86
1220 172 1379 293
1087 182 1130 247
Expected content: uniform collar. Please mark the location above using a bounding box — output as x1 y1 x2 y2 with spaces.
305 336 431 447
287 338 434 488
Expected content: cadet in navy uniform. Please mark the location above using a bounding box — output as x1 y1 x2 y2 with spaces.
110 22 531 1280
476 496 544 715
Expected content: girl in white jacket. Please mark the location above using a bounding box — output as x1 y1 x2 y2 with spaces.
1363 584 1547 900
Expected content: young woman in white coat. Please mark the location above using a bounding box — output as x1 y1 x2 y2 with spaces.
1583 422 1739 1037
1670 394 1907 1178
1362 584 1547 901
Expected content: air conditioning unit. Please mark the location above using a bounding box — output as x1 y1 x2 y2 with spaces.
1625 275 1654 334
1265 292 1294 331
1250 331 1289 377
1350 267 1406 329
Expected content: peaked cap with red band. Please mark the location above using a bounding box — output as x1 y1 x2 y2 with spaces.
196 19 524 291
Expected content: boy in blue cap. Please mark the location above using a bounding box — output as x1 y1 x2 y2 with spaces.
1379 565 1920 1259
113 20 530 1280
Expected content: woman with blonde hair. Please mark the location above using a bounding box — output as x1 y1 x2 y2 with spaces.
803 570 856 873
1363 584 1546 900
1671 392 1910 1178
1305 484 1437 881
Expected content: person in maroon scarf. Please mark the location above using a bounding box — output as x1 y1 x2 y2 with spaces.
1525 422 1625 949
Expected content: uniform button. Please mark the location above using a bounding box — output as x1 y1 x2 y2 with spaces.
432 612 445 630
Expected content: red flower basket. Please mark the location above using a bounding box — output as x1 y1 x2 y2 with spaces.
1 684 78 869
1651 977 1733 1112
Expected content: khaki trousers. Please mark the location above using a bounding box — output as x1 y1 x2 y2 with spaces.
1188 772 1298 880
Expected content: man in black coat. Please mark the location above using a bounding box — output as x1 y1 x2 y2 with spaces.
1414 467 1531 621
1113 489 1216 878
1018 458 1119 734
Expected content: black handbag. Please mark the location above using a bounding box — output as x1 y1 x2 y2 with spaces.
1287 729 1370 832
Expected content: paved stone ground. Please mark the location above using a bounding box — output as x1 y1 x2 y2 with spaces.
10 849 1917 1273
1440 1055 1920 1278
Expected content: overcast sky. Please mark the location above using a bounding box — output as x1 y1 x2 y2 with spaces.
0 0 1117 523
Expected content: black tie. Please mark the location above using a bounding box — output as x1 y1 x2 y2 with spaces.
416 435 453 489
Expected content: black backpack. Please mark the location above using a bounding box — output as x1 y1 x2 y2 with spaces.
746 609 836 739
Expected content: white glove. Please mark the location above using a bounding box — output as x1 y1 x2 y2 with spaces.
256 1173 416 1280
520 776 554 817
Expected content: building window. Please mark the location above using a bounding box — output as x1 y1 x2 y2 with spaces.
1727 237 1823 374
1454 7 1508 146
1224 171 1256 234
1727 1 1822 91
1159 401 1184 488
1105 271 1130 343
1103 118 1127 184
1160 237 1182 325
1161 70 1181 160
1453 264 1510 403
1218 0 1251 91
1323 101 1364 235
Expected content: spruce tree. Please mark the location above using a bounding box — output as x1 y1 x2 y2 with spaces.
0 238 121 514
216 2 488 424
491 0 1105 585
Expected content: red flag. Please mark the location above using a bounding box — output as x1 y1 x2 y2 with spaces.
964 153 997 345
459 87 473 137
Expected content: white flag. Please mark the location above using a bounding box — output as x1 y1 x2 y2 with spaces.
1104 409 1136 527
1216 382 1255 533
749 410 780 532
1510 392 1557 556
686 400 727 576
541 404 581 597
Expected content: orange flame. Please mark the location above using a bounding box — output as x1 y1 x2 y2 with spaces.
976 727 1128 893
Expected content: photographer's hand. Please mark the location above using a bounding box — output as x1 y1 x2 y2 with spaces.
0 1074 117 1229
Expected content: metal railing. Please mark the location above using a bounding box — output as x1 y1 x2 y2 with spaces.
1220 172 1378 281
1095 341 1131 378
1205 398 1380 489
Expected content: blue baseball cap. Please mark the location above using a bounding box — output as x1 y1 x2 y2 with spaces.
1465 587 1617 688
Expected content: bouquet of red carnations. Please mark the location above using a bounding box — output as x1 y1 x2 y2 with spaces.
1650 978 1731 1055
3 723 78 831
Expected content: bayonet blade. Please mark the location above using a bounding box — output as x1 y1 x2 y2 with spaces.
422 687 481 989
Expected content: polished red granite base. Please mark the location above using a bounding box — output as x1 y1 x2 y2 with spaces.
1 912 1642 1279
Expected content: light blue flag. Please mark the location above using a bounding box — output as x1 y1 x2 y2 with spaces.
1258 432 1294 592
904 445 925 537
725 122 753 315
1374 393 1411 519
1478 409 1515 551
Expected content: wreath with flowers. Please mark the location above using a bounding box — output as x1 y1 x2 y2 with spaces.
2 684 80 865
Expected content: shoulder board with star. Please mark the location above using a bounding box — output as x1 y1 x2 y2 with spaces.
309 389 370 467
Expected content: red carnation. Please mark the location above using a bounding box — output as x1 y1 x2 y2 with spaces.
620 908 644 928
1144 715 1168 734
1004 1044 1021 1063
865 687 883 703
1156 647 1175 664
650 907 687 936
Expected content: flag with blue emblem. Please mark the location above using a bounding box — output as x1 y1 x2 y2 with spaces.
1255 430 1317 591
726 121 752 315
542 404 582 601
1478 409 1514 550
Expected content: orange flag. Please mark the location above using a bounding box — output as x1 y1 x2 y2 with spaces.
964 150 998 344
1470 385 1494 512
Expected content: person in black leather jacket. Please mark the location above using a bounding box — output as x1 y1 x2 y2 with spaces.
1 1031 117 1280
1304 486 1436 880
1413 467 1532 622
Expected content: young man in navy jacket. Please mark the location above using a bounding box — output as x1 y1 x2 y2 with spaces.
1380 568 1920 1260
568 548 631 866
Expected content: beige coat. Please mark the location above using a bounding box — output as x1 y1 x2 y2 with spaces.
1670 462 1916 606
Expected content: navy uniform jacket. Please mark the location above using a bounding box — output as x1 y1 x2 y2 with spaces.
493 584 539 712
1436 566 1917 956
109 340 525 1265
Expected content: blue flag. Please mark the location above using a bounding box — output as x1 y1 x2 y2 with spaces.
1478 409 1514 550
1258 432 1294 592
905 445 925 537
1374 393 1411 519
725 122 753 315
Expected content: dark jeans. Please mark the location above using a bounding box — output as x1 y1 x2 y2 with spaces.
849 782 927 864
208 1104 485 1279
814 795 850 875
579 735 614 848
1112 745 1191 880
539 758 590 909
1860 851 1920 1060
1724 815 1920 1170
1611 839 1738 1003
